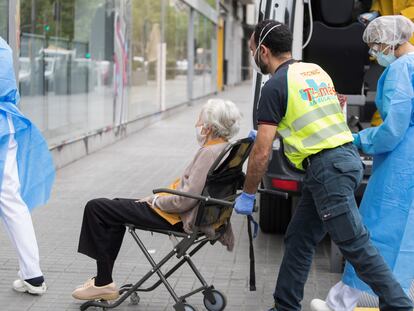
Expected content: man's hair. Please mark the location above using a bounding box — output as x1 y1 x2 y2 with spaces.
253 20 293 57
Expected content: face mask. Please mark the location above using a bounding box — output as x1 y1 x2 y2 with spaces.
376 51 397 67
250 52 263 74
251 23 281 75
195 126 207 146
251 49 269 75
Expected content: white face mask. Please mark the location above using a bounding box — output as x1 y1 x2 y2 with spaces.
376 49 397 67
195 126 207 146
251 50 264 75
251 23 281 75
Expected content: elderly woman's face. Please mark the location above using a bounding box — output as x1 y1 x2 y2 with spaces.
195 113 212 136
195 114 203 128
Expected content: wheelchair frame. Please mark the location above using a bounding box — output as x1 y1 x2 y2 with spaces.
80 190 234 311
80 138 253 311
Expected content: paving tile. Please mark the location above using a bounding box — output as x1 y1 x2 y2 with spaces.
0 83 341 311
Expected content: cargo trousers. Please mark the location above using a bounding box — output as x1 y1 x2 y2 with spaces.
273 143 412 311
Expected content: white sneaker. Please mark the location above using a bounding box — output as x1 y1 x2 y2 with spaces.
13 279 47 295
310 299 333 311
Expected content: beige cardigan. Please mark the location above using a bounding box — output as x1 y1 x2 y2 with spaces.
150 142 235 251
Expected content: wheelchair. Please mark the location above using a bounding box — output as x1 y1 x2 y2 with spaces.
80 138 254 311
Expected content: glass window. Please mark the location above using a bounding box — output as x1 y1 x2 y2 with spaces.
165 0 189 109
0 0 7 39
129 0 163 119
19 0 115 146
205 0 216 9
17 0 217 145
193 13 216 99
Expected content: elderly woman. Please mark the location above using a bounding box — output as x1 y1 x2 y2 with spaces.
311 15 414 311
72 99 242 301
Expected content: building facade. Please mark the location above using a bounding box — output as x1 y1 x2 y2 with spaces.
2 0 253 167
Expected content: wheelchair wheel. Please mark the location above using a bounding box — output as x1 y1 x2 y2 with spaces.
203 289 227 311
183 303 198 311
130 292 140 305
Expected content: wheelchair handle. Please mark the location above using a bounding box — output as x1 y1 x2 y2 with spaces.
257 188 289 200
153 188 234 207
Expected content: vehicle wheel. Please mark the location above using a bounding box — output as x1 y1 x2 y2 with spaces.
183 303 198 311
203 289 227 311
130 291 140 305
259 192 292 234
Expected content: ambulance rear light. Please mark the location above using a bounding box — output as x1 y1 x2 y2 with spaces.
271 178 299 192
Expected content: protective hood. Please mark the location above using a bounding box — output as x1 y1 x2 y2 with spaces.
0 37 19 104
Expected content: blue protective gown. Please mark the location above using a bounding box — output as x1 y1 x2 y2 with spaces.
0 37 55 210
342 52 414 294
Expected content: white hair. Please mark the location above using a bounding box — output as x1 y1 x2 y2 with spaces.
200 99 242 140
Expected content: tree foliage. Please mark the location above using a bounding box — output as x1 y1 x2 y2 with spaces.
20 0 105 42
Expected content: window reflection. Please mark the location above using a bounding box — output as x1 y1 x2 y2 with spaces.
130 0 162 118
165 0 189 108
15 0 218 146
193 13 216 99
19 0 115 146
130 0 190 115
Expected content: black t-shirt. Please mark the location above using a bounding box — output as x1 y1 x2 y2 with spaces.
257 59 296 126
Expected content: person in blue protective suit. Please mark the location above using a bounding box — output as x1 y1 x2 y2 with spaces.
0 37 55 295
311 15 414 311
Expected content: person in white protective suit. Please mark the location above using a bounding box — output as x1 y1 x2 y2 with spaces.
0 37 55 295
311 15 414 311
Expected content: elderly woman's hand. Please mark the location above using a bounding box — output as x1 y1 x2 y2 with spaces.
136 195 153 205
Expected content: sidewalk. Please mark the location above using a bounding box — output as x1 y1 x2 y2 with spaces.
0 82 339 311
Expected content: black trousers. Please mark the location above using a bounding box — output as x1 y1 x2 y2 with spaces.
78 198 182 262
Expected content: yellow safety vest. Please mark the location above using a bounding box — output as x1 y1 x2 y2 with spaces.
278 62 353 170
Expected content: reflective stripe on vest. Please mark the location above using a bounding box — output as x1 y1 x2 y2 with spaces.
278 128 292 137
292 103 342 132
284 143 300 154
302 121 349 147
277 62 353 170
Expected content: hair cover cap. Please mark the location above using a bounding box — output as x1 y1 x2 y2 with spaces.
363 15 414 46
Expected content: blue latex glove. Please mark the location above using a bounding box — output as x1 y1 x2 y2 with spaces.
235 192 256 215
248 129 257 141
352 133 361 148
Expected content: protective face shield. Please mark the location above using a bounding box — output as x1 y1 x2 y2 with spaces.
369 45 397 67
251 23 281 75
363 16 414 67
363 15 414 47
